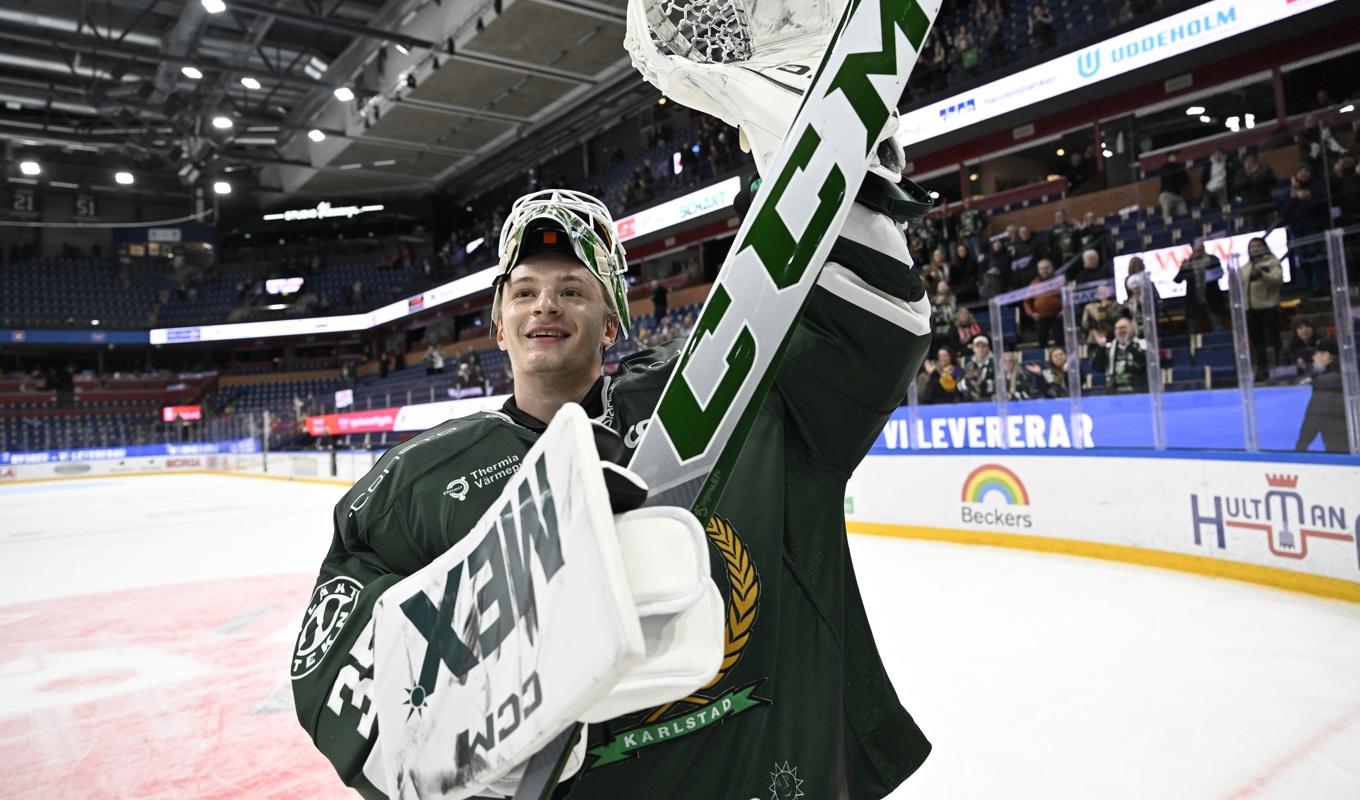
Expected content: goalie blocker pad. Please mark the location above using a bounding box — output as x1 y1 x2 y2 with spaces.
371 404 721 799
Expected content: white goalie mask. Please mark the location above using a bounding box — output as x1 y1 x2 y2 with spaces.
493 188 632 340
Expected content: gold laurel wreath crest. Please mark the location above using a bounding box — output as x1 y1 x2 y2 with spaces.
643 514 759 724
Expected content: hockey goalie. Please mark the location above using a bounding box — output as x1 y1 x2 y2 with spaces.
291 0 940 797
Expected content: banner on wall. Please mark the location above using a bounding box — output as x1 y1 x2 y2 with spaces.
1112 228 1292 302
0 438 259 466
305 394 508 436
845 453 1360 586
874 385 1334 453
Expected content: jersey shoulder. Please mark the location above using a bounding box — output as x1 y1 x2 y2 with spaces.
337 410 528 521
613 338 684 387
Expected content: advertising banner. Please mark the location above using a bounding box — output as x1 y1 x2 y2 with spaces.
1112 228 1292 302
0 438 259 466
875 386 1333 453
845 452 1360 589
306 395 508 436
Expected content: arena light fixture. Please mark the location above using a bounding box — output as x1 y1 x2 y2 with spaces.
1055 147 1065 157
212 116 233 129
1244 113 1256 129
19 160 40 176
1198 115 1212 124
240 76 261 90
1341 104 1356 114
307 129 326 142
1185 105 1205 116
333 86 354 102
201 0 226 12
1102 149 1114 158
115 171 134 185
394 44 410 55
91 319 101 326
182 66 203 80
213 180 231 195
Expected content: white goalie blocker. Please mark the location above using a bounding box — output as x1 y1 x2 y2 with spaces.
371 404 723 799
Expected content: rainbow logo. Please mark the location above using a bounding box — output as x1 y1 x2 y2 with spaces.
960 464 1030 506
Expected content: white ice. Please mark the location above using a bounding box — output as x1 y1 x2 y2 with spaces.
2 474 1358 798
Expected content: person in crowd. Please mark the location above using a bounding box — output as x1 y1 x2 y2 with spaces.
1081 283 1122 346
981 239 1010 298
1243 236 1284 378
1023 259 1063 347
1279 317 1319 376
379 350 391 380
955 24 979 77
962 334 998 401
950 243 979 302
908 216 939 264
1071 248 1112 284
1026 345 1071 398
951 307 984 354
1294 339 1346 453
981 0 1006 66
1091 317 1149 394
1158 150 1191 223
922 347 966 404
923 27 948 94
928 247 951 284
1282 163 1331 295
651 280 669 323
1000 352 1034 400
1029 3 1057 52
1048 208 1079 266
1077 211 1106 256
1232 152 1279 231
957 197 989 259
1123 256 1148 331
1174 241 1225 334
1063 152 1091 193
1009 224 1042 285
930 280 959 354
1332 155 1360 227
424 344 445 376
1200 147 1235 211
1295 114 1349 171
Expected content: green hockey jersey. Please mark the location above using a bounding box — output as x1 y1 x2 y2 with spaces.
291 211 934 799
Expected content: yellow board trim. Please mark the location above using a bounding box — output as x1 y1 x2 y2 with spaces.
847 520 1360 604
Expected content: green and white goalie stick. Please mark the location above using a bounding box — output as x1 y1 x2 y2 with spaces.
512 0 940 795
628 0 942 520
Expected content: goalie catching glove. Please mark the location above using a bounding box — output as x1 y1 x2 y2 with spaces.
369 404 723 800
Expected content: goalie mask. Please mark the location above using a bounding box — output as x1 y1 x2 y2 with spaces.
493 189 632 341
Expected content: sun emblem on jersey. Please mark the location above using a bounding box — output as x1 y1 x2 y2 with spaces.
403 683 430 722
769 761 805 800
584 515 769 769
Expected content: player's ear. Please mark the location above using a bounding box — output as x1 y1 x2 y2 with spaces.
602 312 620 350
494 320 508 352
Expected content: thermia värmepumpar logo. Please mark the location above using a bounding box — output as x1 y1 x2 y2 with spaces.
1191 473 1359 568
959 464 1033 529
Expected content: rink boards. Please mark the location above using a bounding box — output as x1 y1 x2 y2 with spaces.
6 442 1359 602
846 450 1360 602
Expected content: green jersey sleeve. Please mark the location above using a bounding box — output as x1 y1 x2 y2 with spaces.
775 181 931 473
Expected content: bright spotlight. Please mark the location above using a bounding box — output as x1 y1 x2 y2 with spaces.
240 76 261 90
333 87 355 102
307 129 326 142
212 116 233 129
19 161 40 176
1185 106 1205 116
115 171 134 185
213 181 231 195
182 66 203 80
201 0 226 12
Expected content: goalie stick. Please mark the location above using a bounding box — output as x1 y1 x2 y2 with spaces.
511 1 942 796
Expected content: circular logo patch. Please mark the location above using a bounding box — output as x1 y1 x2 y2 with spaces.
291 576 362 680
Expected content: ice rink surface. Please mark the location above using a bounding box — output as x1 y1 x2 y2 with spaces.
3 473 1358 799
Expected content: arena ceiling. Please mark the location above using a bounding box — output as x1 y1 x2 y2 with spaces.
0 0 652 203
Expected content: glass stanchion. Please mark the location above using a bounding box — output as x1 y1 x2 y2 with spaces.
1225 253 1260 452
1325 228 1360 454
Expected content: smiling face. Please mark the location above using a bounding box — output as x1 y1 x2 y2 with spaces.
494 251 619 383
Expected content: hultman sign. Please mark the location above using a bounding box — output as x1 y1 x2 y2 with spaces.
262 201 384 222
